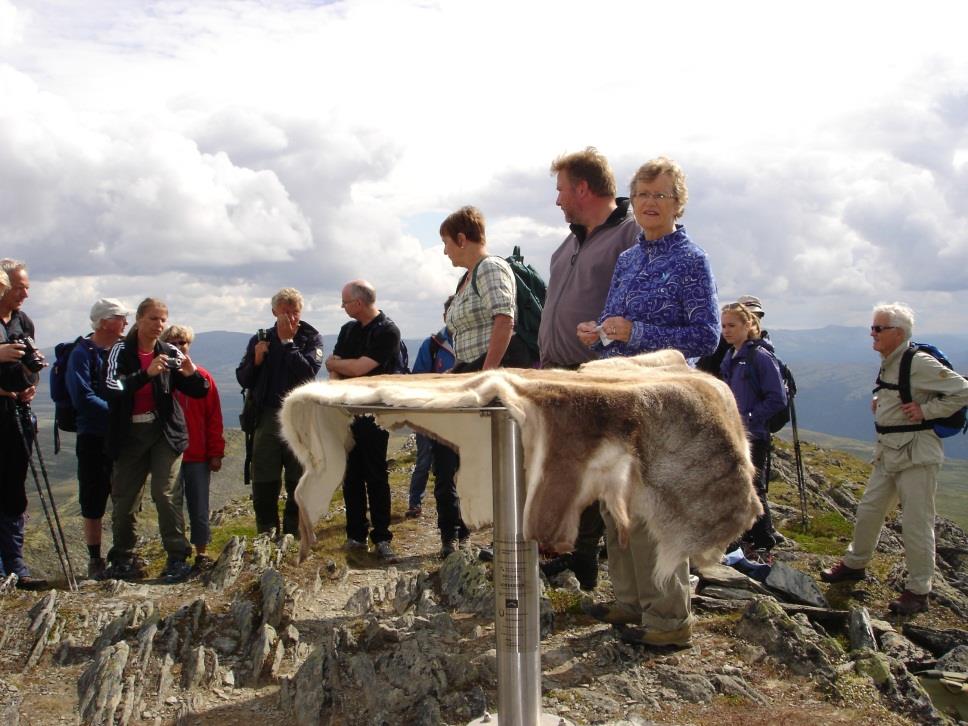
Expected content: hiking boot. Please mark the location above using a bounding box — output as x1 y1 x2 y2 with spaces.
618 623 693 648
87 557 107 580
342 538 368 551
770 530 787 546
439 539 458 559
540 553 574 578
15 575 49 591
106 558 146 581
405 506 422 519
162 558 192 584
888 590 929 615
477 545 494 562
192 555 214 574
820 562 866 583
570 552 599 591
581 601 640 625
374 541 397 562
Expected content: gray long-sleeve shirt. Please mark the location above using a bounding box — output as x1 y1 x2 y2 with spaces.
538 198 639 368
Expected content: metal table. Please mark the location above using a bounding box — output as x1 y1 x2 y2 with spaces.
341 404 571 726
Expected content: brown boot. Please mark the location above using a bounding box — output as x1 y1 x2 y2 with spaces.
888 590 929 615
820 561 866 583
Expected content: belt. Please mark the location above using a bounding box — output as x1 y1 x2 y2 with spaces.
131 412 157 423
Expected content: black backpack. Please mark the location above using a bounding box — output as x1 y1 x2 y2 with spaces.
745 340 797 434
874 342 968 439
49 335 101 452
465 246 547 364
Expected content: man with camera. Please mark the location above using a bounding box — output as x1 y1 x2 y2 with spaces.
0 259 47 589
236 288 323 538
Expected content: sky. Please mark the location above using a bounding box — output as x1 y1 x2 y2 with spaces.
2 0 968 347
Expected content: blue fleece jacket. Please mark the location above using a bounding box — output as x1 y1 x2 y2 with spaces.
720 338 788 441
597 225 720 359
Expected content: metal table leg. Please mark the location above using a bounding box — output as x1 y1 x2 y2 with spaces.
468 410 571 726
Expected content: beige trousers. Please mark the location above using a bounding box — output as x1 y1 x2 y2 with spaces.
843 460 938 595
602 505 692 632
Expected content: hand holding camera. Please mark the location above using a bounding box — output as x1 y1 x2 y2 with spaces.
5 334 46 372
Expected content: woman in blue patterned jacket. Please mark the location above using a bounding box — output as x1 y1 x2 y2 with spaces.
577 157 719 358
576 157 719 649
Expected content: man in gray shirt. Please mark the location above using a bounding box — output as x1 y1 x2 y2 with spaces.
538 147 639 589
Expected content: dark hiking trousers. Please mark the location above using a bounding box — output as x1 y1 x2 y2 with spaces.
343 416 392 545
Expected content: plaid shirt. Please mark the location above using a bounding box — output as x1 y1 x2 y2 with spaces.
446 256 516 363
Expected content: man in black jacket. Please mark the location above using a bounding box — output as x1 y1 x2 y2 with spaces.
0 259 46 589
326 280 401 562
236 288 323 538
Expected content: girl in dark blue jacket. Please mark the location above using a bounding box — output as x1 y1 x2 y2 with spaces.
720 303 787 551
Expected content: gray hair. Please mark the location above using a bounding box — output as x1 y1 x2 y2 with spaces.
0 268 8 293
873 302 914 338
0 258 26 277
271 287 304 311
346 280 376 306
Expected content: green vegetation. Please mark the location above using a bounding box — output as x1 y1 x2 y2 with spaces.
787 510 854 556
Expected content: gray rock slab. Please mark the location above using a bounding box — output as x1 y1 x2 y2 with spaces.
765 561 829 608
695 564 771 594
77 641 130 726
936 644 968 673
849 607 877 652
702 586 759 601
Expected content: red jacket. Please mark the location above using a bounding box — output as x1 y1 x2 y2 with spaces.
174 365 225 464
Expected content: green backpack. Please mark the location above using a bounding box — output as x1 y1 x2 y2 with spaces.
468 246 547 364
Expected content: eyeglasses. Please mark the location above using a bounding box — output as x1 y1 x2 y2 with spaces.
340 299 357 308
167 339 188 346
870 325 897 333
633 191 675 202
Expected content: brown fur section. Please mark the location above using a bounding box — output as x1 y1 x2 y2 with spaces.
515 355 759 580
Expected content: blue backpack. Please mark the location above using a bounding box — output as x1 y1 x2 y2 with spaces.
874 342 968 439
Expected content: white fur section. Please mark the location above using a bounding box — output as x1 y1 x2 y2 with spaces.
281 401 354 559
371 410 493 527
584 441 635 544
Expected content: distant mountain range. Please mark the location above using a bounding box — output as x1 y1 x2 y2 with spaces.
37 325 968 459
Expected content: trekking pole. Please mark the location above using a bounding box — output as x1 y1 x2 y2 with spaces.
788 399 809 531
14 404 78 591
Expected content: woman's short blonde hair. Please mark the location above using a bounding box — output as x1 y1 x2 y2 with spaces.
721 303 762 341
161 324 194 346
630 157 688 219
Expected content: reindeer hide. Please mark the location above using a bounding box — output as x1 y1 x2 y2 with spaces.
280 350 761 583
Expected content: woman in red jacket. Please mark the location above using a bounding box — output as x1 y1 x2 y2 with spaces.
161 325 224 570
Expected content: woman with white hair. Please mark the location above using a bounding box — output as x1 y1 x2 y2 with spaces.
161 324 224 571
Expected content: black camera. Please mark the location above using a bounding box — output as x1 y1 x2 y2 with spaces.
257 328 268 342
7 334 45 373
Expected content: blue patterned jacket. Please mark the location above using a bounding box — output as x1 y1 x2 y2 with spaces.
597 225 720 359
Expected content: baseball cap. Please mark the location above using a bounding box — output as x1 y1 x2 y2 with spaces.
90 298 130 329
736 294 765 317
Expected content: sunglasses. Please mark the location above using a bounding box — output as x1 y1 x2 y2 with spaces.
870 325 897 333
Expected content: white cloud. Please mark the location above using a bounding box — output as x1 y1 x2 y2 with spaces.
4 0 968 345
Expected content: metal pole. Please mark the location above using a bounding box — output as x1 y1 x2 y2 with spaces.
471 409 570 726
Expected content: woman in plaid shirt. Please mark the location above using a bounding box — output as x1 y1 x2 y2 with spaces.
431 206 531 558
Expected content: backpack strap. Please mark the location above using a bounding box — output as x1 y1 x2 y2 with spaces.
874 346 932 434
